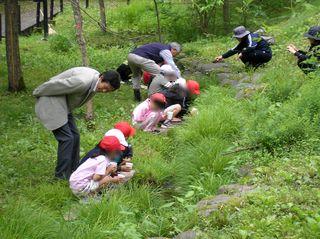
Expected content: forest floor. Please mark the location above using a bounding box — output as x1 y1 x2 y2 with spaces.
1 1 320 239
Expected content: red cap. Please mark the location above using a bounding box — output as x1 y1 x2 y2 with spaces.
150 93 167 104
99 136 125 152
114 121 136 138
143 71 152 85
187 80 200 95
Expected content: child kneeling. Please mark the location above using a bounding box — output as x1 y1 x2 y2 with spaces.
69 136 125 197
132 93 181 132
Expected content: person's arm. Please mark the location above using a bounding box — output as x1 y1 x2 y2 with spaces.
33 76 87 97
160 50 181 77
294 51 309 61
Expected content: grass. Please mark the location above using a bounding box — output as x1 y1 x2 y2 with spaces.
1 0 320 238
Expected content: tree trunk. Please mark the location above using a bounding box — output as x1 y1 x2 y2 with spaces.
127 0 130 5
5 0 25 92
153 0 163 42
71 0 93 120
98 0 106 32
223 0 230 34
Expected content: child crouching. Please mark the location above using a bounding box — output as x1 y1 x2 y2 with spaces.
132 93 181 132
69 136 125 197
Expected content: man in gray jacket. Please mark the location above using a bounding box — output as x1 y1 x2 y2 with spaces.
33 67 121 180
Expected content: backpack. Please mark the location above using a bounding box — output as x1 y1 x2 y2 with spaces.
254 29 275 45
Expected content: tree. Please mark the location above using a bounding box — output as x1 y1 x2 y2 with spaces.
153 0 163 42
98 0 106 32
5 0 25 92
191 0 224 33
71 0 93 120
223 0 230 34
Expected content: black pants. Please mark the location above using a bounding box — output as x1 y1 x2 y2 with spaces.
241 50 272 68
52 114 80 179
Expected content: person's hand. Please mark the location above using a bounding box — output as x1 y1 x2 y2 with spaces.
238 53 243 60
121 165 132 172
287 44 298 54
110 175 125 183
213 55 223 63
106 163 117 174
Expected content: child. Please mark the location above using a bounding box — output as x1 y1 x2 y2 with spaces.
69 136 125 197
132 93 181 131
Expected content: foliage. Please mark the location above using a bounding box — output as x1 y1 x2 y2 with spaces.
49 34 73 53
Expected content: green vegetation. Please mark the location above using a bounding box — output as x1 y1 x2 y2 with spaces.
1 0 320 238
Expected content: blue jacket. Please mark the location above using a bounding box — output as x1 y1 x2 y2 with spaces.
132 43 171 64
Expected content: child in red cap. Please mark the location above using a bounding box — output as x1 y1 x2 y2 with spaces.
132 93 181 131
69 136 126 197
79 122 136 182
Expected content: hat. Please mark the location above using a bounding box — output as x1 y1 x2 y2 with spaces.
187 80 200 95
114 121 136 138
176 78 187 88
160 64 176 75
105 129 129 147
150 92 167 104
99 136 125 152
233 26 250 38
304 26 320 40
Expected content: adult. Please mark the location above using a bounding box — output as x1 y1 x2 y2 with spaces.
33 67 121 180
128 42 182 101
215 26 272 68
287 26 320 74
148 65 178 96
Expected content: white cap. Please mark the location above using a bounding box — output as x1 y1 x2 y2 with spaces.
176 78 187 88
104 129 128 147
160 64 175 75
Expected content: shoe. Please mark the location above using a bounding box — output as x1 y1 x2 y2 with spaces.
161 120 172 129
134 89 141 102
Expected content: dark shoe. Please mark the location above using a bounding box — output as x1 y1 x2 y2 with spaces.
134 89 141 102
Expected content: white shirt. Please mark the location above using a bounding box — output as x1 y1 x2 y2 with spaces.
159 50 181 78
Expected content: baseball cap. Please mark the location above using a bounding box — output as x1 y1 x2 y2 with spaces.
160 64 176 75
105 129 129 147
187 80 200 95
114 121 136 138
150 92 167 104
99 136 125 152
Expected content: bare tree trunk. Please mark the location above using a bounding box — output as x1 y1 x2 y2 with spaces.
5 0 25 92
223 0 230 34
153 0 163 43
98 0 106 32
71 0 93 120
127 0 130 5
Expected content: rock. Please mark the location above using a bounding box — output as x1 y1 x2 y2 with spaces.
238 165 253 177
174 230 197 239
148 238 170 239
196 62 230 74
217 184 254 197
197 194 233 217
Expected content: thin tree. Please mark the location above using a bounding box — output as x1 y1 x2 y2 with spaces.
70 0 93 120
153 0 163 42
5 0 25 92
127 0 130 5
98 0 106 32
223 0 230 34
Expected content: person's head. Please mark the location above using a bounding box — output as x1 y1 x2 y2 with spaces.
160 64 177 82
304 26 320 46
96 70 121 93
114 121 136 139
186 80 200 96
149 93 167 111
99 136 125 160
233 26 250 42
169 42 182 57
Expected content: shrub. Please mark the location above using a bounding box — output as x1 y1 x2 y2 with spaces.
49 35 72 53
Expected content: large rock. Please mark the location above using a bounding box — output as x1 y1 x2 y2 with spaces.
197 194 233 217
174 230 197 239
217 184 254 196
196 62 230 74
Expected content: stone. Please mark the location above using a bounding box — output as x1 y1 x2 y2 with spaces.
174 230 197 239
238 165 253 177
217 184 254 197
197 194 233 217
148 238 170 239
196 62 230 74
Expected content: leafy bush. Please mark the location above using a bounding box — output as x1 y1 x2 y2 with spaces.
49 35 72 53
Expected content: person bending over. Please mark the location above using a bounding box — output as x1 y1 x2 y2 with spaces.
128 42 182 101
287 26 320 74
132 93 181 132
215 26 272 68
33 67 121 180
148 65 178 96
69 136 126 197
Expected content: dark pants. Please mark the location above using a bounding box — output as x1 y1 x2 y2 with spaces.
241 50 272 68
52 114 80 179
